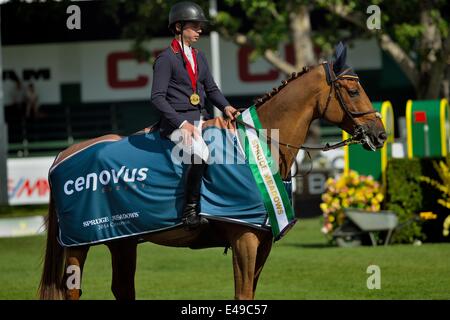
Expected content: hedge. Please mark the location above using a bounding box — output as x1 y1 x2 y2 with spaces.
385 157 447 243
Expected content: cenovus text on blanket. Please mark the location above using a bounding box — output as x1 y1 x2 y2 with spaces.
63 166 149 196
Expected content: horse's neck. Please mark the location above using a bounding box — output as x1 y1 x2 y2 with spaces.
256 69 322 179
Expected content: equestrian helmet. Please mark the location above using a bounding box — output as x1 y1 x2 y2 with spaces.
168 1 209 30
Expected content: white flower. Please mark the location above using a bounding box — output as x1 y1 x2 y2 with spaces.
321 225 330 234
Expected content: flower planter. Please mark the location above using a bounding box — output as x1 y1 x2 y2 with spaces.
333 209 398 247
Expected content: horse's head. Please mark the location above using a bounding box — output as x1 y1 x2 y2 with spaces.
318 43 386 151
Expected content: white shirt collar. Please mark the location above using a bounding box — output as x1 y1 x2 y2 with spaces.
177 39 195 73
177 40 192 54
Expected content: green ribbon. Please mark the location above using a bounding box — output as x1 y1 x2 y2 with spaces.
236 106 297 240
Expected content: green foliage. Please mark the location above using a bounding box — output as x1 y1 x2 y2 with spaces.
215 11 240 35
394 23 424 52
385 159 424 243
420 156 450 236
102 0 449 98
221 0 290 53
386 157 449 243
104 0 449 58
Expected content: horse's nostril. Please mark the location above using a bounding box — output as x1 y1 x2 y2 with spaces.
378 132 387 141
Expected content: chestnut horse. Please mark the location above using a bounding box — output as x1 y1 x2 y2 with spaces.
39 51 386 300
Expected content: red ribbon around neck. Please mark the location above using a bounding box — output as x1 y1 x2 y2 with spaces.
171 39 198 93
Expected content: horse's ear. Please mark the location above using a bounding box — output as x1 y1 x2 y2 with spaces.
333 42 347 74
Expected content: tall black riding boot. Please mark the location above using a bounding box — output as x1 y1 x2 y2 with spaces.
182 156 208 230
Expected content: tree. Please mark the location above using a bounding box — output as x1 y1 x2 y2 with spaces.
106 0 449 99
317 0 450 99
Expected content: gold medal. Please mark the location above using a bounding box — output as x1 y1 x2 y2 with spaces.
190 93 200 106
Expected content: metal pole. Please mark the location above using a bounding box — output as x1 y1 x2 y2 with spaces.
209 0 222 118
424 123 430 157
0 6 9 205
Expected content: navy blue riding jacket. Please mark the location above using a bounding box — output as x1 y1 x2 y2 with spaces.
150 41 230 137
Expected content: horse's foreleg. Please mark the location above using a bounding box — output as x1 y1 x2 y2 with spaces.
108 239 138 300
253 234 272 299
230 229 260 300
64 246 89 300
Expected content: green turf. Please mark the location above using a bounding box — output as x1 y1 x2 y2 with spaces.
0 205 48 218
0 216 449 300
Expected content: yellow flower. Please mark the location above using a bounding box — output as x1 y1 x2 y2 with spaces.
331 199 341 209
443 215 450 237
420 212 438 220
355 192 365 202
349 170 359 179
321 193 332 203
444 215 450 228
336 179 346 190
438 199 450 209
321 170 386 235
339 192 347 199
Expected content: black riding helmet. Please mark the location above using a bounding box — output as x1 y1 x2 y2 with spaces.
168 1 209 34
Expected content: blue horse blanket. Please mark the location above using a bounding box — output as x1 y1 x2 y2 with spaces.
49 119 291 247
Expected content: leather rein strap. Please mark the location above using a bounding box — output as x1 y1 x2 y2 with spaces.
232 62 380 177
233 61 377 153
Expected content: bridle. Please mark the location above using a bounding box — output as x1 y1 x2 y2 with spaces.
233 61 381 177
320 61 380 145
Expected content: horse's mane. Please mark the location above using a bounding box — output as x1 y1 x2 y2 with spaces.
254 65 313 108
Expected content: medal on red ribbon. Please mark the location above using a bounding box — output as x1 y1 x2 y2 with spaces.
171 39 200 106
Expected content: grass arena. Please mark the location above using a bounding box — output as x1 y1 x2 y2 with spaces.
1 207 450 300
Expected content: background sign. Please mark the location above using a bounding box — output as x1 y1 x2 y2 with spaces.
0 216 46 238
3 38 381 105
7 157 54 205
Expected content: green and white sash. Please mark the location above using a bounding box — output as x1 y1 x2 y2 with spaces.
236 106 297 240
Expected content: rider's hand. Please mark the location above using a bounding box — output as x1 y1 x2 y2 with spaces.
224 106 240 121
180 122 200 146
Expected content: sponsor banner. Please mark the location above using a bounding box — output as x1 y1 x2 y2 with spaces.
2 43 63 105
7 157 54 205
0 216 46 238
3 38 381 104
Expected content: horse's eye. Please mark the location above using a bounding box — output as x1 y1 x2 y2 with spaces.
348 89 359 97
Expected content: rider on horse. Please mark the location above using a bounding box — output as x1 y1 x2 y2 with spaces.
151 1 240 229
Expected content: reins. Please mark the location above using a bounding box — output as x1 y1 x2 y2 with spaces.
232 61 379 177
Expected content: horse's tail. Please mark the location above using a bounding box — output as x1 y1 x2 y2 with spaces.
38 193 66 299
